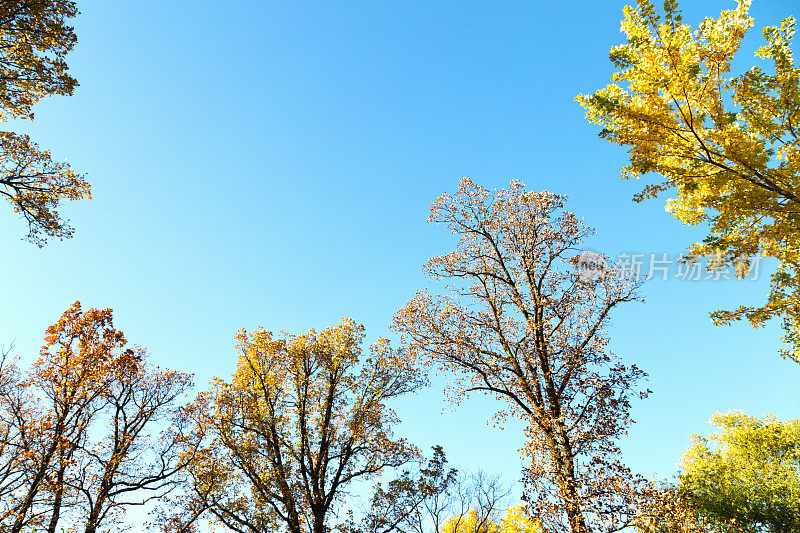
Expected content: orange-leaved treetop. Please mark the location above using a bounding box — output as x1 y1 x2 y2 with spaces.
0 302 193 533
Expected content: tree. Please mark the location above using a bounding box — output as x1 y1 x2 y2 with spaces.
678 411 800 533
6 302 126 533
0 347 36 524
174 319 426 533
351 446 538 533
435 479 518 533
72 345 194 533
0 302 193 533
440 506 541 533
354 446 459 533
394 179 649 533
357 447 518 533
577 0 800 360
0 1 90 245
0 0 78 121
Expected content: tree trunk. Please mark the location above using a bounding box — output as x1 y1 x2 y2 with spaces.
313 510 326 533
555 430 588 533
84 484 109 533
46 463 67 533
11 440 60 533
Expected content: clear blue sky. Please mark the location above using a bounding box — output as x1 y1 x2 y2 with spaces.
0 0 798 499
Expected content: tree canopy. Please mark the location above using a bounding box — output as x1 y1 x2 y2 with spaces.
679 411 800 533
0 0 90 245
174 319 426 533
578 0 800 360
0 302 192 533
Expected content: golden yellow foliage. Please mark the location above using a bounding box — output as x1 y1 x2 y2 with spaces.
441 506 541 533
180 319 425 533
498 506 541 533
578 0 800 360
0 0 78 120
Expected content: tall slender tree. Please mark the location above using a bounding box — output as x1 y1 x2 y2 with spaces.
395 179 649 533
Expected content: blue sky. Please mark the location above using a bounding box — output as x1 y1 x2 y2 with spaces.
0 0 798 499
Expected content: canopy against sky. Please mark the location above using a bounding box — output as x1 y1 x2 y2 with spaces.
0 0 796 492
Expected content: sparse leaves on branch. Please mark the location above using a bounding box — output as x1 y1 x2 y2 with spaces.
394 179 649 533
357 446 522 533
0 132 90 245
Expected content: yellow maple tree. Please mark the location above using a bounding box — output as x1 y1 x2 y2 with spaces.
578 0 800 360
441 505 541 533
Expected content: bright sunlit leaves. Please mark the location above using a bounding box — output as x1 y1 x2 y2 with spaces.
578 0 800 361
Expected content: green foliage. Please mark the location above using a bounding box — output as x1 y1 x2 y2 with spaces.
679 412 800 532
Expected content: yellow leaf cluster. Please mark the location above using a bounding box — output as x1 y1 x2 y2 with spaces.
578 0 800 360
